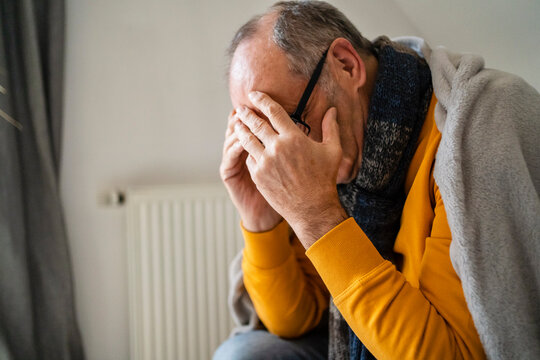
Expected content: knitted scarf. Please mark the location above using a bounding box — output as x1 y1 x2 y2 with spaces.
330 37 433 360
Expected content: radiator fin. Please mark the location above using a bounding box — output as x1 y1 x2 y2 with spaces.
126 185 243 360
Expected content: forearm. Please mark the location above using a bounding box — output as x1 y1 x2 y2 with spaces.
241 220 329 338
307 218 485 359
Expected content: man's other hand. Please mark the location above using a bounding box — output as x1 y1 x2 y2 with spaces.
219 109 283 232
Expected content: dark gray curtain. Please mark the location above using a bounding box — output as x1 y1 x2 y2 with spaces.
0 0 84 359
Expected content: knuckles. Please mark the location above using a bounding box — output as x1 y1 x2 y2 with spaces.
267 140 279 153
249 117 266 135
251 160 270 185
238 133 256 148
256 155 269 170
266 103 282 120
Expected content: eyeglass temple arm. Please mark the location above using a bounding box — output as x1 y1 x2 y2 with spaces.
290 49 329 122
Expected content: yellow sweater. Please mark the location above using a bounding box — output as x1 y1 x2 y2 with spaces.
241 97 486 359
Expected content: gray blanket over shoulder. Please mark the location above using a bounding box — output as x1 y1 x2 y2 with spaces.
227 37 540 359
423 39 540 358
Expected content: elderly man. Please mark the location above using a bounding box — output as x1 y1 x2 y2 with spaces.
215 1 540 359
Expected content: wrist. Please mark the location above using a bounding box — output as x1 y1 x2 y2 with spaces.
241 213 283 233
292 203 349 249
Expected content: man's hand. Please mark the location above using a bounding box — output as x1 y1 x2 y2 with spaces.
234 91 348 248
220 109 283 232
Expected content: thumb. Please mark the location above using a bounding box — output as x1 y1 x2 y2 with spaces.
322 107 340 146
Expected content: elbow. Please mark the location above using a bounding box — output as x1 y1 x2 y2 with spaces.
261 309 323 339
264 321 313 339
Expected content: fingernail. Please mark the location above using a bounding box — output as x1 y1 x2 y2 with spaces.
248 91 260 100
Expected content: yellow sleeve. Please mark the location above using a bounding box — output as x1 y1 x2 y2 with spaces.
241 220 329 338
306 188 485 359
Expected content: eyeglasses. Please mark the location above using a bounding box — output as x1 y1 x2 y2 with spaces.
289 48 329 136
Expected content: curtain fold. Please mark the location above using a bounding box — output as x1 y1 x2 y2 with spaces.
0 0 84 359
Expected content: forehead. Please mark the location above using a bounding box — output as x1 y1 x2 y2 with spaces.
229 38 305 112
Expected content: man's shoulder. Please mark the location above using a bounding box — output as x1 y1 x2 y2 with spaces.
432 49 540 190
477 68 539 102
429 46 539 107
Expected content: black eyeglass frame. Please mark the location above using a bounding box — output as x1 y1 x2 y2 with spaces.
289 48 329 136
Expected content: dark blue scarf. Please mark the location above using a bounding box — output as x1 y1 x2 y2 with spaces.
331 37 433 360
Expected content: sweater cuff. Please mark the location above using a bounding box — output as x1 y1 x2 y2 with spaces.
241 219 292 269
306 217 386 297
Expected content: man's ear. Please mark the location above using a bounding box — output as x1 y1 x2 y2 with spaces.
328 38 367 90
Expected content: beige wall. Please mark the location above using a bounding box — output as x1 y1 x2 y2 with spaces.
393 0 540 90
60 1 538 359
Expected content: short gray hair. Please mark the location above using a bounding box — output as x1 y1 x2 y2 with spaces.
227 0 374 82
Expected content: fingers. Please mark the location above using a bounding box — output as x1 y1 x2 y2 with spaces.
221 126 246 179
220 143 246 181
221 109 247 178
236 106 277 144
223 131 238 151
245 154 256 173
223 135 244 159
225 109 238 137
223 110 243 156
248 91 296 134
235 121 265 161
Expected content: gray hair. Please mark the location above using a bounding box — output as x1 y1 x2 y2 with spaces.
226 0 374 84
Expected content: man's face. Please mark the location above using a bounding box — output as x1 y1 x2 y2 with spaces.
228 37 362 183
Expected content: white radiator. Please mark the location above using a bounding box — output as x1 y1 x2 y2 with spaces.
125 184 243 360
